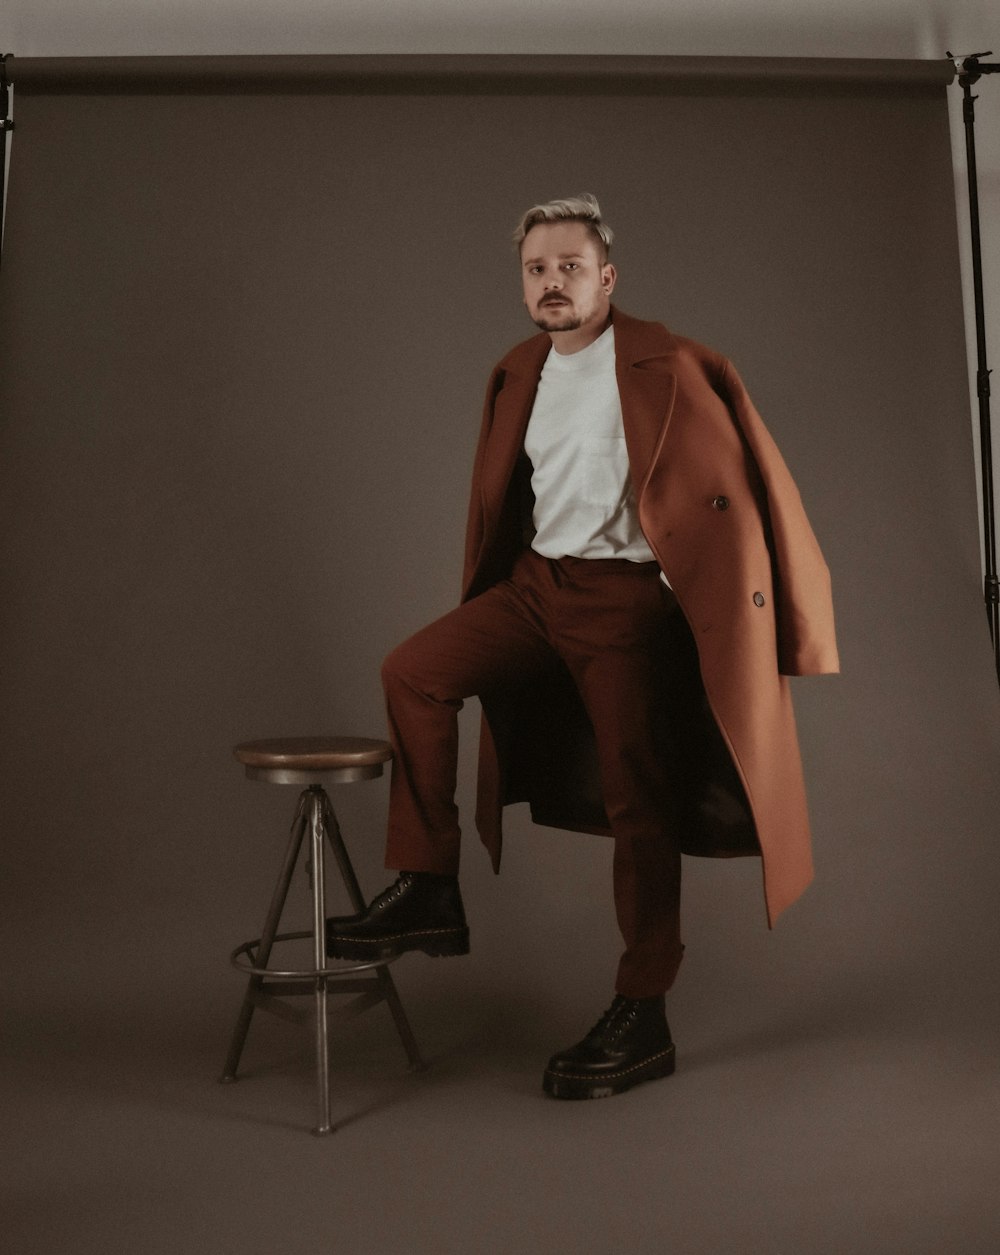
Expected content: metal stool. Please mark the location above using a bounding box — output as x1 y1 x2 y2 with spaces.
220 736 423 1135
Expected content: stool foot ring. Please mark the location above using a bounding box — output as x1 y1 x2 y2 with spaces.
230 931 399 980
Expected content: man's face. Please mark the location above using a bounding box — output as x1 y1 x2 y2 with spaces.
520 220 616 341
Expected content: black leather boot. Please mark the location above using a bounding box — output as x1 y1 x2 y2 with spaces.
325 871 469 961
543 994 676 1100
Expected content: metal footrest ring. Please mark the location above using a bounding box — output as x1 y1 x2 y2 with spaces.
229 930 398 980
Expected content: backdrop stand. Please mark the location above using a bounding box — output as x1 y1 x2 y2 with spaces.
0 53 13 268
951 50 1000 682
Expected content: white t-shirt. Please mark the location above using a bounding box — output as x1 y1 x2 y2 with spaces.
523 325 656 563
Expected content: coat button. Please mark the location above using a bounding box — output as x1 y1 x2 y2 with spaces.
712 495 730 511
753 592 766 607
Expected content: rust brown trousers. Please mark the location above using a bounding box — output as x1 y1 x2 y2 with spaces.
383 547 690 998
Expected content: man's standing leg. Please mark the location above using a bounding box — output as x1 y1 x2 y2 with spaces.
541 557 684 1098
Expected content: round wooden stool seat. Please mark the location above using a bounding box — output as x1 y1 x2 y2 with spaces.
234 736 393 785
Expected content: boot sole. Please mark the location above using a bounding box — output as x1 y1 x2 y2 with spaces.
326 926 470 962
542 1044 676 1100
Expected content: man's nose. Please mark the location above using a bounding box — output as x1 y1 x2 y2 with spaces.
543 272 563 289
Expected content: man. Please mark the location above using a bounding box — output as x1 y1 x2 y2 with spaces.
327 194 838 1100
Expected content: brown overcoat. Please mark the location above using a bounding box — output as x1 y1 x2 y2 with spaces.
462 308 839 926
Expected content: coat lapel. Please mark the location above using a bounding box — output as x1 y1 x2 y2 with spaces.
612 309 679 501
478 333 549 537
477 309 678 542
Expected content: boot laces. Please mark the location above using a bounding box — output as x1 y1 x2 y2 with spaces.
590 995 639 1043
371 872 413 912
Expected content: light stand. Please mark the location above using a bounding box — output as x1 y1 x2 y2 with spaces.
1 53 13 269
949 50 1000 682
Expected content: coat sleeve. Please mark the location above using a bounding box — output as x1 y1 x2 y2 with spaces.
720 359 840 676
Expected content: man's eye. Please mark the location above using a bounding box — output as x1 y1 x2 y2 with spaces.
563 263 578 271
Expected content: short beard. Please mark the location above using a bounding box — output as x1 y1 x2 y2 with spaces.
531 310 582 333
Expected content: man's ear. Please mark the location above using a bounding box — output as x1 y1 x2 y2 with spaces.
602 262 617 295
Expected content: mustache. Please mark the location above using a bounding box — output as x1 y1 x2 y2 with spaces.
539 294 570 306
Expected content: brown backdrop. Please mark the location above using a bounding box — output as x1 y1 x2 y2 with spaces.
1 53 998 1255
2 57 999 1251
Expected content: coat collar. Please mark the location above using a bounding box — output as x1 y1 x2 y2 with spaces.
480 307 679 532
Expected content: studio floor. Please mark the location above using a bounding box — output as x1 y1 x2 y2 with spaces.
5 870 999 1255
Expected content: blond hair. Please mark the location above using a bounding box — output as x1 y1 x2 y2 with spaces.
512 194 613 258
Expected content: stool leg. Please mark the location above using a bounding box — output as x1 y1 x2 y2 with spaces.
320 790 366 913
321 792 425 1070
373 965 425 1070
220 793 309 1083
308 788 333 1135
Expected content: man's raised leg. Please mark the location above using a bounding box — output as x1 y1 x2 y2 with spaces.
326 576 555 961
